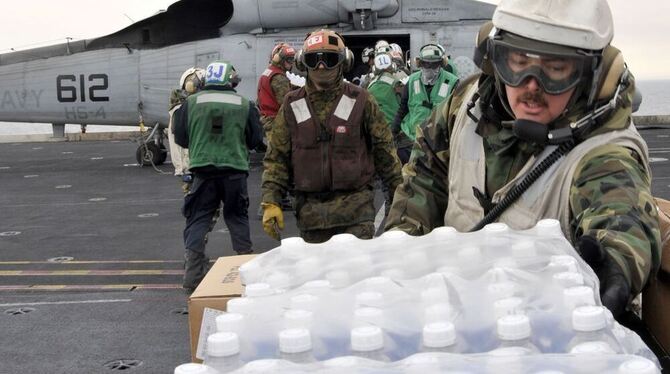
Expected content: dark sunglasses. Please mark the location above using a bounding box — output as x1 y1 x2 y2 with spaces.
418 60 442 69
303 52 343 69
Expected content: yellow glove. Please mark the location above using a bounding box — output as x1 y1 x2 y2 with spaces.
261 203 284 241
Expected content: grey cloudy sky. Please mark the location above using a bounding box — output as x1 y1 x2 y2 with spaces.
1 0 668 80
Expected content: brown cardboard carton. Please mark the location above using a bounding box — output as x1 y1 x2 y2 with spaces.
643 199 670 354
188 254 255 362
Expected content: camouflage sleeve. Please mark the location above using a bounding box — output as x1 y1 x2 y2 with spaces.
384 93 454 235
270 74 292 105
364 95 403 198
261 104 292 205
570 144 661 296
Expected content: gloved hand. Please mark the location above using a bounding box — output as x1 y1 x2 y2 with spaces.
576 235 631 318
261 202 284 241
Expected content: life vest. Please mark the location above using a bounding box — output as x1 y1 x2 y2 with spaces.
186 90 250 171
257 64 285 118
401 69 459 140
284 82 374 192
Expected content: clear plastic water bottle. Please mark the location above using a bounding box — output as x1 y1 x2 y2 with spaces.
174 363 210 374
226 297 255 315
552 271 584 288
546 255 578 273
264 271 291 293
322 355 363 368
562 286 595 311
238 359 282 373
204 332 242 373
421 321 461 353
354 307 384 327
244 282 274 297
290 294 319 312
216 313 245 335
355 291 385 309
567 306 620 353
493 297 524 320
350 326 390 362
618 357 660 374
491 314 540 354
279 237 308 260
278 328 317 364
283 309 313 330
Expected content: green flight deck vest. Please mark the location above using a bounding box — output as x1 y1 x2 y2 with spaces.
401 69 458 140
367 72 401 125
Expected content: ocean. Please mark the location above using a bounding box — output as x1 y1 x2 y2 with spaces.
0 79 668 136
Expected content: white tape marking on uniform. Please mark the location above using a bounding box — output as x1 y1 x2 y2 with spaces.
197 93 242 106
0 299 132 307
262 69 273 77
290 98 312 124
413 80 421 95
438 82 449 97
374 202 386 235
380 75 396 85
334 95 357 121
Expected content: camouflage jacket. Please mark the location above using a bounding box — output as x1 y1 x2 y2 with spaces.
260 73 292 131
262 78 403 231
169 89 189 111
386 74 661 296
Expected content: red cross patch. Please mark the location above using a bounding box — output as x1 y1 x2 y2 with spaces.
336 126 347 134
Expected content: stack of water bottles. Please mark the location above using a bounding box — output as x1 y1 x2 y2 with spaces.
175 220 661 373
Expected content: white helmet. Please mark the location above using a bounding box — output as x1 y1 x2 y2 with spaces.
492 0 613 51
179 67 206 93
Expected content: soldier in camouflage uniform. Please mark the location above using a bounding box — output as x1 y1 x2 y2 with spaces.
262 29 402 243
386 0 661 319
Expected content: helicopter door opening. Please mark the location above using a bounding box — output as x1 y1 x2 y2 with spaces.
342 34 410 84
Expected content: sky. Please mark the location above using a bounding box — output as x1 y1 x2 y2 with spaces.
1 0 669 80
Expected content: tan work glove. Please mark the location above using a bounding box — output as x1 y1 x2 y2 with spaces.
261 203 284 241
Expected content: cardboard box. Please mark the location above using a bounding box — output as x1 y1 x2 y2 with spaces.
188 254 255 362
643 199 670 355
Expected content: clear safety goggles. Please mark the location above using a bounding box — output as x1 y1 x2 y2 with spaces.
417 60 442 70
303 51 343 69
490 39 591 95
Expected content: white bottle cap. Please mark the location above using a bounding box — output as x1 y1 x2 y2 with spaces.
429 226 458 239
239 260 261 284
265 271 291 291
536 219 562 236
354 307 383 327
328 233 358 245
553 271 584 288
242 359 281 372
569 341 616 354
326 269 351 288
511 240 536 257
322 356 361 368
207 331 240 357
563 286 595 310
484 222 509 233
226 297 255 314
494 297 524 319
618 358 660 374
572 305 607 332
548 255 578 273
302 279 331 291
497 314 531 340
488 282 516 300
174 363 209 374
380 230 408 240
216 313 245 334
279 328 312 354
284 309 313 329
244 282 274 297
421 287 449 306
280 237 307 260
425 302 452 323
351 326 384 352
290 293 319 312
356 291 385 308
458 246 482 263
422 321 456 348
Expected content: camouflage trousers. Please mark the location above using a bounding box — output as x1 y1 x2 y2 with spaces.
300 221 375 244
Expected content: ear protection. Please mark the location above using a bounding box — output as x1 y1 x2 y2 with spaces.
271 43 296 65
181 68 205 94
298 30 354 73
473 21 495 76
595 45 626 101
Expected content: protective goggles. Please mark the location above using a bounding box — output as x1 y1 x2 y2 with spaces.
417 60 442 70
303 51 343 69
490 39 591 95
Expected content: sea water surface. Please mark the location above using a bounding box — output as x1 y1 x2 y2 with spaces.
0 80 668 136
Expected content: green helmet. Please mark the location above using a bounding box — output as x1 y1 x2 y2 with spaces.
205 61 240 88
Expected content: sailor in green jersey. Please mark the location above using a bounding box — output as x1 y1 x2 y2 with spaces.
367 50 403 125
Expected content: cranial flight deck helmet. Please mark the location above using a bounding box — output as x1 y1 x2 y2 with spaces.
361 47 375 64
296 29 353 72
487 0 617 109
270 43 296 65
204 61 240 88
179 67 206 94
